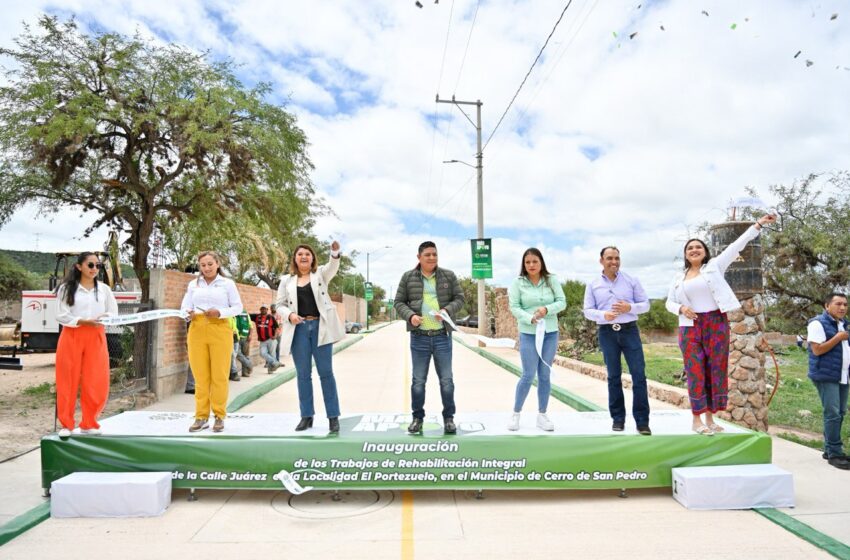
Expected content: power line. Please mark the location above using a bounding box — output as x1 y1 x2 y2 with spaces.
435 0 456 90
453 0 481 94
509 0 598 132
406 172 476 240
482 0 576 151
426 0 456 207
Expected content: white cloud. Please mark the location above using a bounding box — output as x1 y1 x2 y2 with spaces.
2 0 849 301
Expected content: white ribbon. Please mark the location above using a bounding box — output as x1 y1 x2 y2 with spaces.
97 309 189 326
274 469 313 495
535 318 552 371
472 336 516 348
432 310 516 349
730 196 769 210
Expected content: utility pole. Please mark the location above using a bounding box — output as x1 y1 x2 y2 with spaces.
366 252 370 331
436 94 487 336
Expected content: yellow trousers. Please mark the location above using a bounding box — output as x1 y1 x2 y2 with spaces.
187 316 232 420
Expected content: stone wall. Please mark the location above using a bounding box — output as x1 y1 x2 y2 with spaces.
492 287 518 342
342 294 366 324
148 269 275 399
715 294 769 431
556 356 691 409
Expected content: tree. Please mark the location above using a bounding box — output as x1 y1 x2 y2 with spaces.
367 285 387 317
0 253 40 301
0 16 316 300
557 279 598 357
457 276 496 319
741 172 850 332
638 299 677 333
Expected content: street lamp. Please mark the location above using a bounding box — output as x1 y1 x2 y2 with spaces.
366 246 391 330
443 156 487 337
443 159 476 168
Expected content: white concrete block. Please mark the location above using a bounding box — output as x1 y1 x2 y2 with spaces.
51 472 172 518
672 464 794 510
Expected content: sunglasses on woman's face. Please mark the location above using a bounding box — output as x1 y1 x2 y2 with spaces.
85 262 103 269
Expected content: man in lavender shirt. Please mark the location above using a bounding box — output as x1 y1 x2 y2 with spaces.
583 246 652 435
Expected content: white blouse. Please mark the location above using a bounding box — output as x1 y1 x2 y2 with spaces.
56 282 118 327
682 275 719 313
180 275 243 319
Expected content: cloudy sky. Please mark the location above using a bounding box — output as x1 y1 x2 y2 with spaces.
0 0 848 297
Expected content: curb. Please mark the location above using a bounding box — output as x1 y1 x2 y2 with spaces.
755 508 850 559
452 335 603 412
0 503 50 547
455 335 849 560
0 333 368 548
227 334 364 412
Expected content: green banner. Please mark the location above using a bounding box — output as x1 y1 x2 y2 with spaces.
470 238 492 279
41 414 770 492
364 282 373 301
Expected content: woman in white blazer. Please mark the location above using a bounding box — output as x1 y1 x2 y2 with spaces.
666 214 775 435
276 241 345 433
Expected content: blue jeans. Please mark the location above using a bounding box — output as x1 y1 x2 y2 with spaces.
597 325 650 425
259 339 278 367
515 331 557 412
410 332 455 419
292 320 340 418
230 341 239 376
231 340 252 375
813 380 848 458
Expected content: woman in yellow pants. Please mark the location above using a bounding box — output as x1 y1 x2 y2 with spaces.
180 251 243 433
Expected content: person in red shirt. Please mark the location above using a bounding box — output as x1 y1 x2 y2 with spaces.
253 305 281 373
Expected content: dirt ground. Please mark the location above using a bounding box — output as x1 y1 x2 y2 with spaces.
0 353 135 461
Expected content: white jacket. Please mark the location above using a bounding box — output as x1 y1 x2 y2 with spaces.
275 255 345 354
665 224 761 327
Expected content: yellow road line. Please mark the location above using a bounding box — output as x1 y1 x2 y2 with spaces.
401 489 414 559
401 346 414 560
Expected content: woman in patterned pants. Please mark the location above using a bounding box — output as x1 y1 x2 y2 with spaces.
666 214 776 434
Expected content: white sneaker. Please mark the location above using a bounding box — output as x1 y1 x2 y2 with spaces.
80 428 101 435
57 428 71 438
537 413 554 431
508 413 520 431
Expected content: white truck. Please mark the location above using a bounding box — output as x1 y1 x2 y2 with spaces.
20 289 142 351
19 250 142 352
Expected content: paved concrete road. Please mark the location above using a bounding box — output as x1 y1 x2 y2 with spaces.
0 322 842 559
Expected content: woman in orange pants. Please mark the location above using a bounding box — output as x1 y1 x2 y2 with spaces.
180 251 243 433
55 252 118 437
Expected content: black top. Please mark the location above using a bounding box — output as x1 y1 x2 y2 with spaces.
297 284 321 317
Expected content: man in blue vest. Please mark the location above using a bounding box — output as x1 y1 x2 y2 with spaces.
807 292 850 470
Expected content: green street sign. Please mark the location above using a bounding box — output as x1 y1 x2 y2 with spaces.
364 282 374 301
470 238 493 279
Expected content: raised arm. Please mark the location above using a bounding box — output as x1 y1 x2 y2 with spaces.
713 214 775 273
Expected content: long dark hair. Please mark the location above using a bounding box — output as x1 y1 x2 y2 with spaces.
683 238 711 270
57 252 99 306
519 248 552 279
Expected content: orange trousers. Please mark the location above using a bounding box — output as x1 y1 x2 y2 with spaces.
55 325 110 430
187 316 232 420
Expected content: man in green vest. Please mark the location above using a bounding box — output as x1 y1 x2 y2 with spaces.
235 311 254 377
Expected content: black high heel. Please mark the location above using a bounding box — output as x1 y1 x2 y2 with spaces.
295 417 313 431
328 417 340 433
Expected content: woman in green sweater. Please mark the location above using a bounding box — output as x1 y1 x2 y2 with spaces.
508 248 566 431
